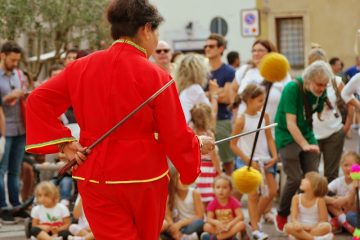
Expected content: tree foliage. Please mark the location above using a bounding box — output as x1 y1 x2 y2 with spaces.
0 0 110 80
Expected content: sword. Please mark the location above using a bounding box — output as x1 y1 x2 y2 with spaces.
58 79 175 176
215 123 277 145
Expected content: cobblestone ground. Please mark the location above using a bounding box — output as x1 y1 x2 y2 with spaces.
0 129 358 240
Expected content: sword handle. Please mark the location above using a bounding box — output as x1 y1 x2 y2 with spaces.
58 159 77 176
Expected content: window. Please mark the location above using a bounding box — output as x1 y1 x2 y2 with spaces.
210 17 228 36
276 17 304 69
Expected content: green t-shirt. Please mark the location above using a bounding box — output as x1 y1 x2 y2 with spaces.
275 77 326 149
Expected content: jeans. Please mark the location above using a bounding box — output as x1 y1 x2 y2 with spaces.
181 219 204 234
58 176 73 200
346 211 357 227
0 135 26 208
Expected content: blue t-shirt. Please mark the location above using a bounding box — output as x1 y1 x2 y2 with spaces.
345 65 360 79
211 64 235 120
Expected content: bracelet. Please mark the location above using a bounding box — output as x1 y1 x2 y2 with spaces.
211 94 219 100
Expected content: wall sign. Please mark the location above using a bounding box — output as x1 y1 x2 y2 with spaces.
241 9 260 37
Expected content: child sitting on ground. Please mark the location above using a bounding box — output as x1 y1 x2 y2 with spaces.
284 172 333 240
201 175 245 240
30 181 71 240
325 151 360 234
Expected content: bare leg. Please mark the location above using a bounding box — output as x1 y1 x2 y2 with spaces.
216 222 245 239
256 174 277 221
309 222 332 236
37 231 53 240
248 192 260 230
284 223 314 240
203 223 218 234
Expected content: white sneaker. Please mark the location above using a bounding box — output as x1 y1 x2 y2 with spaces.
181 232 199 240
252 230 269 240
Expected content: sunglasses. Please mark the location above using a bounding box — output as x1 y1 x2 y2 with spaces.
155 49 170 54
204 44 217 49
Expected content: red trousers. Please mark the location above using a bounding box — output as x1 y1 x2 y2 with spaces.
77 176 168 240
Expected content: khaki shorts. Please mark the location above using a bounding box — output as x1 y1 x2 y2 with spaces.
215 119 235 163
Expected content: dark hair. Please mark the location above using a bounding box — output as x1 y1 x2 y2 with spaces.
65 49 78 57
252 39 277 53
329 57 340 66
76 49 93 59
107 0 164 40
207 33 227 49
227 51 239 65
1 41 22 55
49 64 64 77
240 83 265 103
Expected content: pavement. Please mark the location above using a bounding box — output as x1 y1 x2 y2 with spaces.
0 128 358 240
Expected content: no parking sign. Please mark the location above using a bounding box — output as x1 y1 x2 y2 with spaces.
241 9 260 37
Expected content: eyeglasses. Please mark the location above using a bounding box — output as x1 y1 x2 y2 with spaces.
251 48 267 53
204 44 217 49
155 49 170 54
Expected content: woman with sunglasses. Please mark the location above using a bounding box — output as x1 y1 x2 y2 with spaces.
24 1 214 239
231 39 291 124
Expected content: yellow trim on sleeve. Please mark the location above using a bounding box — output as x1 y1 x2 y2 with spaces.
25 137 76 151
72 170 169 184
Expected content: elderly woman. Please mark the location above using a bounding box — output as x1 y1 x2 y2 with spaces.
273 61 332 232
24 0 214 239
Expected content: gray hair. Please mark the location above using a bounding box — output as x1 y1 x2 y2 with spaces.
302 60 333 84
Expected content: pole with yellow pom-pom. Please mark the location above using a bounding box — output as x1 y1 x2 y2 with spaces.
351 164 360 239
232 52 290 194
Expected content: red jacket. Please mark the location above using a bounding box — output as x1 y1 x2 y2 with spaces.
25 41 201 184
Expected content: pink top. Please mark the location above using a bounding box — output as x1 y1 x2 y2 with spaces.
207 196 241 222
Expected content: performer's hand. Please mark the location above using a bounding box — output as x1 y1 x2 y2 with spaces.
198 135 215 154
61 141 89 166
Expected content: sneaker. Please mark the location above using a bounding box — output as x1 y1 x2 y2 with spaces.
68 236 85 240
13 209 30 221
200 232 217 240
0 209 16 224
181 233 199 240
329 217 341 233
263 211 274 223
273 214 287 233
251 230 269 240
342 220 355 234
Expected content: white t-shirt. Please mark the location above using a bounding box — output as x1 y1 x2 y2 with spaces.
31 203 70 226
313 76 343 139
342 72 360 103
328 176 352 197
179 84 210 123
235 64 291 123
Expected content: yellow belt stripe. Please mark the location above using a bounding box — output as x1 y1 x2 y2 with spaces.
72 170 169 184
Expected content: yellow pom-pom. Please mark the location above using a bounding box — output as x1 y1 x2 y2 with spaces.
232 166 262 194
259 52 290 83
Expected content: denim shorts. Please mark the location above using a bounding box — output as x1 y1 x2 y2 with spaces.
234 156 277 176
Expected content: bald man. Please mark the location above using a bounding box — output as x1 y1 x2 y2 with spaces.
152 40 174 75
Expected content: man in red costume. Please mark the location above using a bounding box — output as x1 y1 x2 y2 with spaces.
25 1 214 239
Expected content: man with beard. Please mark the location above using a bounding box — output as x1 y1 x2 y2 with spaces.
0 41 27 223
